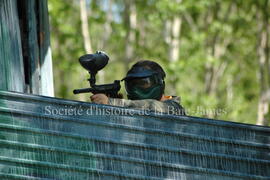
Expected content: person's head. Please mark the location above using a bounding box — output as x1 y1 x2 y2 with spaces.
122 60 166 100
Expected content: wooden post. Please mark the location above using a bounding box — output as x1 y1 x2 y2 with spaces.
38 0 54 96
0 0 25 92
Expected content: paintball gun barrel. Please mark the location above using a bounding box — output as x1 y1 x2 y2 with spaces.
73 51 121 98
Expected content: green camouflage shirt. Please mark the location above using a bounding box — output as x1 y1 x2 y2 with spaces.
108 96 186 116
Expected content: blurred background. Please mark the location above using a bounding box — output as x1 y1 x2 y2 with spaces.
48 0 270 126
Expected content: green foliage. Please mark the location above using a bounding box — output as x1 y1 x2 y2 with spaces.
48 0 268 125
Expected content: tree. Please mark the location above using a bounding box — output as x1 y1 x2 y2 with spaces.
123 0 137 71
80 0 93 53
48 0 269 126
256 0 270 126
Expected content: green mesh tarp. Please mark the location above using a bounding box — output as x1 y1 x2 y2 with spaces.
0 91 269 180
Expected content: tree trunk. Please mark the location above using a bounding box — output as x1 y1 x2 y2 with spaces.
163 20 172 45
124 0 137 71
80 0 93 53
256 0 270 126
97 0 113 84
78 0 93 100
167 0 182 62
204 2 234 96
162 0 182 94
99 0 113 49
226 76 233 103
169 12 182 62
138 17 146 48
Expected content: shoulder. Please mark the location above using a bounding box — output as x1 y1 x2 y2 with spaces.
163 96 186 115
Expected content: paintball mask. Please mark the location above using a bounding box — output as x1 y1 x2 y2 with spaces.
122 67 165 100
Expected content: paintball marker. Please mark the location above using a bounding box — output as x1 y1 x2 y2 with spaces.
73 51 121 98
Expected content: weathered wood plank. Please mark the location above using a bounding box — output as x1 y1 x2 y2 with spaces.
23 0 41 94
0 0 25 92
0 0 54 96
38 0 54 97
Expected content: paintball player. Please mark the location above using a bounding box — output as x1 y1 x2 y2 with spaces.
90 60 185 115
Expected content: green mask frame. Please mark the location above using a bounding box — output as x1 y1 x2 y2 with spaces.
127 84 164 100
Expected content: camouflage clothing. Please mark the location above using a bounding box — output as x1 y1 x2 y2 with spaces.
108 96 186 116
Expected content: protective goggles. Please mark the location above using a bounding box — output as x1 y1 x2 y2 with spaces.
125 75 164 100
